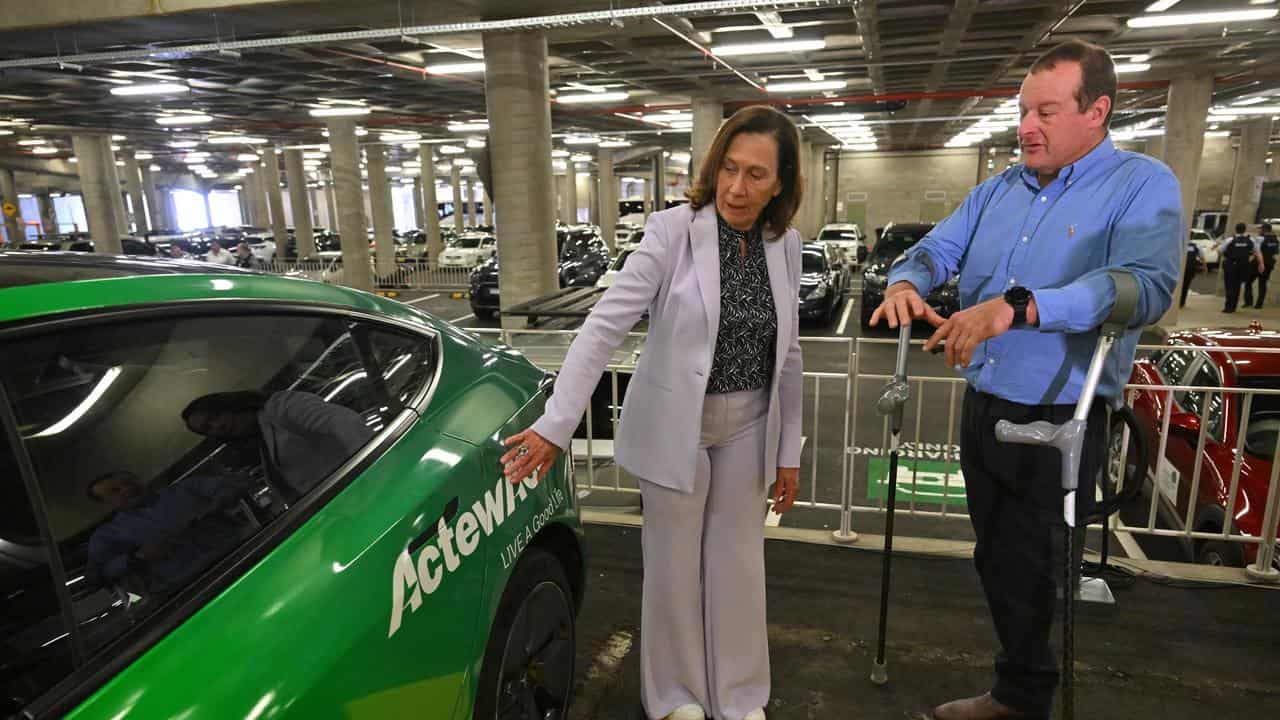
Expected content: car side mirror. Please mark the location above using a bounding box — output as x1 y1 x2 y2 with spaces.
1170 411 1202 438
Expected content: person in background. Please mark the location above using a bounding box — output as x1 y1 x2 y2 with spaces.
1181 234 1207 308
205 239 234 265
1218 222 1263 313
234 241 262 270
1254 223 1279 308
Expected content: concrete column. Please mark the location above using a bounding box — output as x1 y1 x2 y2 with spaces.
599 148 617 252
1228 117 1273 228
1269 156 1279 181
261 150 288 242
140 163 165 229
411 177 427 230
324 178 339 231
640 178 650 219
691 97 724 179
284 149 316 261
1161 71 1215 326
465 178 477 226
565 163 579 224
366 143 396 280
245 168 268 227
326 117 373 292
483 29 560 328
450 164 464 233
588 171 599 225
98 139 129 236
483 185 494 226
122 153 149 234
420 146 443 264
807 142 826 238
0 169 24 244
164 188 181 233
652 155 666 214
1145 136 1165 162
36 192 56 236
203 190 215 229
71 134 121 252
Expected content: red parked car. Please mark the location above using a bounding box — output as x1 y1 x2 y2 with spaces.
1124 325 1280 567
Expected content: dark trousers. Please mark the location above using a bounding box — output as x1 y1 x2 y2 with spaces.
960 388 1106 718
1223 260 1245 311
1257 262 1275 308
1179 264 1197 307
1243 264 1259 307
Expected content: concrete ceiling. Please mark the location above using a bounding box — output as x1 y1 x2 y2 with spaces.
1 0 1278 184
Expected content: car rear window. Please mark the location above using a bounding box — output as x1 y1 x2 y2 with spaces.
0 311 438 712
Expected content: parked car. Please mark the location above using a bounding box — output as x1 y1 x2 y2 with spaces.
860 222 960 330
1123 326 1280 568
799 241 849 324
1190 228 1220 269
0 251 584 720
558 227 611 287
58 237 159 256
816 222 868 265
596 248 636 289
438 232 497 268
614 223 644 253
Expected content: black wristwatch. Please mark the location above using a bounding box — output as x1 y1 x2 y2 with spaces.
1004 285 1033 326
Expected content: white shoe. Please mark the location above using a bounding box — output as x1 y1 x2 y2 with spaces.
743 709 766 720
664 704 705 720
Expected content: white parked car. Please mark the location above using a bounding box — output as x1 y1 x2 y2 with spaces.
596 248 635 289
614 224 644 252
244 233 277 264
1190 228 1219 269
816 222 867 265
438 232 497 268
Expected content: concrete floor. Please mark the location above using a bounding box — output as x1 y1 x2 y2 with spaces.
571 523 1280 720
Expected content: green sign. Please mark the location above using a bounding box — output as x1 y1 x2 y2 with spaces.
867 456 967 509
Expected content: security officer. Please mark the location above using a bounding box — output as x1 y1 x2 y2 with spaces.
1219 222 1263 313
1254 223 1279 308
1180 235 1206 308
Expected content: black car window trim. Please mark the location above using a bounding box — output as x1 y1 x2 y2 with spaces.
0 381 88 668
7 305 443 720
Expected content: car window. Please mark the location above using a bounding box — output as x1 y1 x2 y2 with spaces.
1180 358 1224 440
1158 349 1193 385
802 250 827 274
0 312 436 686
1 422 78 714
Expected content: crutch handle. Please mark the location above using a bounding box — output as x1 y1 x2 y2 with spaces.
994 419 1062 446
996 418 1088 493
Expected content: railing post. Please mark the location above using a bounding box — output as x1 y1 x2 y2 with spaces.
1246 429 1280 582
833 343 859 544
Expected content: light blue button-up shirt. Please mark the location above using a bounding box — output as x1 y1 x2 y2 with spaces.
888 135 1182 405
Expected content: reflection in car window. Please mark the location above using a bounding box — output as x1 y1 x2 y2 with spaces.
1181 359 1224 440
0 313 437 691
802 250 827 274
0 426 77 714
1159 350 1192 385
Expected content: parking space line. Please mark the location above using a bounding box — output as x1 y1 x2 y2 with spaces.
836 295 854 335
404 293 440 305
450 313 475 323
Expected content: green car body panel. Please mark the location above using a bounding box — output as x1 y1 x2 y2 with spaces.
1 269 583 719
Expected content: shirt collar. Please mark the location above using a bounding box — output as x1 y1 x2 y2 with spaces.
1018 134 1116 189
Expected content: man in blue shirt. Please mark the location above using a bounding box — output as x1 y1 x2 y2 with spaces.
872 40 1181 720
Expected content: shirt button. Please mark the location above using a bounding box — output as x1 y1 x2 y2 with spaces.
989 358 998 365
1040 196 1047 203
1022 236 1029 243
1009 277 1016 285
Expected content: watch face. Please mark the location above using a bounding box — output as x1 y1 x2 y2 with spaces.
1006 286 1032 304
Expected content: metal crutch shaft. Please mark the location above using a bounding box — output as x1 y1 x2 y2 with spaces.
871 323 912 686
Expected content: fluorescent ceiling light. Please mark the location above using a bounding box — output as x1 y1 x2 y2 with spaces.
1127 8 1277 28
1114 63 1151 74
149 164 161 171
237 153 261 161
598 140 632 148
844 143 877 151
710 39 825 57
309 106 371 117
1212 105 1280 115
766 80 847 93
551 149 570 158
30 367 122 438
447 121 489 133
465 138 486 148
156 114 212 125
563 136 600 145
17 138 46 145
556 91 631 104
426 62 486 74
453 158 475 166
379 131 420 142
0 130 11 136
135 152 153 160
169 140 200 148
1144 0 1182 10
439 145 465 155
303 151 327 159
1233 97 1270 106
110 82 189 96
570 154 593 163
207 135 267 144
32 146 59 154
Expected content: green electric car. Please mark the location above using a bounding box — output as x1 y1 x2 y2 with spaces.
0 252 584 720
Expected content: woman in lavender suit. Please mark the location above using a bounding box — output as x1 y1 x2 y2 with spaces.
502 106 806 720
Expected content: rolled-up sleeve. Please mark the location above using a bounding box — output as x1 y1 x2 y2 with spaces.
1034 170 1182 332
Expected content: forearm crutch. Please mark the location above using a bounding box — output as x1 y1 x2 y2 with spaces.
870 322 912 686
992 271 1140 720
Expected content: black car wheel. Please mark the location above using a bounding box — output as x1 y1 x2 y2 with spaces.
472 306 497 320
475 548 576 720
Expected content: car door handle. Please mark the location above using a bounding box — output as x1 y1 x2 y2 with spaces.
408 496 459 554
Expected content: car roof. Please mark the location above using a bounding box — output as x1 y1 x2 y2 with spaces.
1170 327 1280 376
820 223 859 230
0 252 418 328
883 222 935 233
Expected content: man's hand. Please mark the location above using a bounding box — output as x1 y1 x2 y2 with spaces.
923 295 1035 368
869 281 946 329
771 467 800 513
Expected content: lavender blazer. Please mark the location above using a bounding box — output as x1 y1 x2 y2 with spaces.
530 202 804 494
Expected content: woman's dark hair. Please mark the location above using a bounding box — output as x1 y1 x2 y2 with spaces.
181 390 268 427
686 105 804 237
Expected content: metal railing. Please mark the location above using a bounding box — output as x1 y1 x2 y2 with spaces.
261 258 473 290
466 324 1280 580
